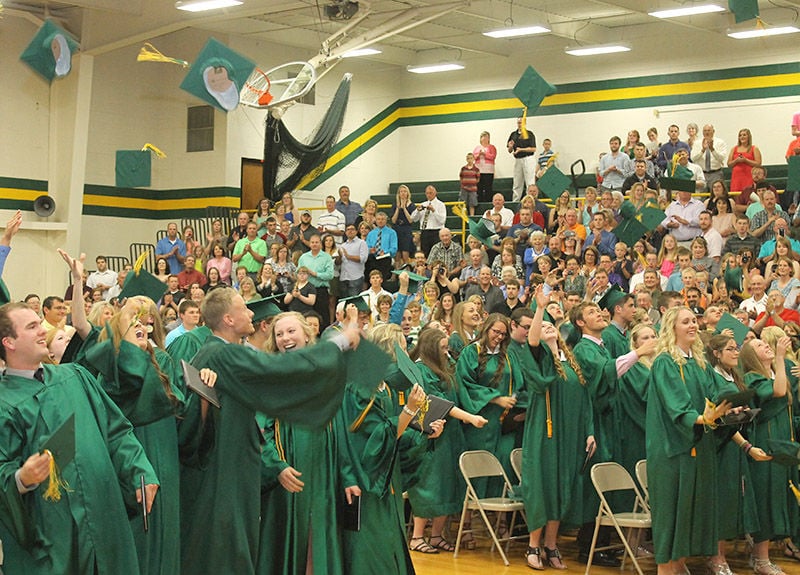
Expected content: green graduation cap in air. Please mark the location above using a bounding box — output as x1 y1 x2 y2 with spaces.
536 165 572 201
513 65 557 114
467 217 500 250
20 20 79 82
391 269 428 293
615 202 665 247
180 38 256 112
118 252 167 303
247 296 282 324
597 286 628 313
729 0 759 23
788 155 800 192
116 150 152 188
715 312 750 347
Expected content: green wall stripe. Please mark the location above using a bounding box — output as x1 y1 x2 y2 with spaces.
0 177 48 191
84 184 239 200
82 205 219 219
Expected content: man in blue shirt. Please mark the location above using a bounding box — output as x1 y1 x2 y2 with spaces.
155 222 187 274
365 212 397 281
582 212 617 257
656 124 691 171
334 185 363 226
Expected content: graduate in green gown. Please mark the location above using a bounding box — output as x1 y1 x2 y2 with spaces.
455 314 522 494
406 327 487 554
705 334 768 575
180 288 361 575
447 300 480 360
740 334 799 575
257 312 344 575
646 307 732 575
0 302 159 575
522 288 595 570
336 324 440 575
616 324 657 492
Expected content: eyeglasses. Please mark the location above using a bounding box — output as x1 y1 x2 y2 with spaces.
489 328 507 337
723 346 740 353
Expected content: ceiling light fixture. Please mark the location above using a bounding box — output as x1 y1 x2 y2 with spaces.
407 63 465 74
483 25 550 39
727 25 800 39
176 0 243 12
648 4 725 18
565 44 631 56
342 47 382 58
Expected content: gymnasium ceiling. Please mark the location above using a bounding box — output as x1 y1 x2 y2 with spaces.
4 0 800 69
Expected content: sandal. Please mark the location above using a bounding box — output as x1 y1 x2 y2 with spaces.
460 533 476 550
409 536 439 554
526 546 545 571
544 546 568 570
708 559 734 575
785 540 800 561
753 558 786 575
429 535 455 552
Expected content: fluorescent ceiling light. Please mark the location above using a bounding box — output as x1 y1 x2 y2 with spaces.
728 25 800 39
342 48 382 58
483 25 550 39
176 0 243 12
565 44 631 56
407 63 465 74
649 4 724 18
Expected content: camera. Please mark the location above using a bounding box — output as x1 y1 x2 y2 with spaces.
741 255 750 263
438 268 445 276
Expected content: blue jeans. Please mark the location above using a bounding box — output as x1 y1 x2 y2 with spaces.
340 278 364 298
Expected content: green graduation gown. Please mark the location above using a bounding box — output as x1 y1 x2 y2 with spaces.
746 371 799 542
406 362 466 518
180 337 350 575
82 336 186 575
601 323 630 360
617 362 649 484
256 414 343 575
708 369 759 540
646 354 718 564
572 336 617 463
336 384 426 575
521 343 595 531
0 364 158 575
455 342 522 493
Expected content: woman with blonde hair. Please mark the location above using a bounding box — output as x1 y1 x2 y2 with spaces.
419 280 440 323
258 311 343 575
740 333 797 575
336 322 438 574
356 199 378 229
280 192 300 224
522 289 594 570
646 307 731 575
391 184 414 268
407 327 487 553
727 128 762 192
448 300 481 359
705 334 769 575
87 300 115 327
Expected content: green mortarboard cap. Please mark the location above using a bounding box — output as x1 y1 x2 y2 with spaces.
20 20 79 82
339 294 371 313
41 413 76 469
614 217 648 248
345 338 390 391
729 0 759 23
0 278 10 306
466 218 498 249
247 296 281 323
118 267 167 303
391 269 427 292
715 312 750 347
535 165 572 201
394 342 423 385
560 321 581 348
597 286 628 313
788 156 800 192
638 205 667 230
660 176 696 194
512 65 556 113
619 200 637 220
180 38 256 113
766 438 800 467
116 150 152 188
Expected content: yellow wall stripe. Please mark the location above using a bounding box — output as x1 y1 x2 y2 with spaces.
82 194 239 211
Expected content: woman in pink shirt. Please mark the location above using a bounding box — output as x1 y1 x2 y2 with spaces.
473 131 497 203
205 242 233 285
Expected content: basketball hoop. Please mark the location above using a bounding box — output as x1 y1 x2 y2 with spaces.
244 68 272 106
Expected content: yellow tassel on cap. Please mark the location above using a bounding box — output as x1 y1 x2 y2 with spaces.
137 43 189 68
790 480 800 505
132 249 150 275
42 449 72 502
520 108 529 140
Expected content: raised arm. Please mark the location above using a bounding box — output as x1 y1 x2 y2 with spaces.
58 249 91 339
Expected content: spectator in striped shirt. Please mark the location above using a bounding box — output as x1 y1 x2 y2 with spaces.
459 152 481 216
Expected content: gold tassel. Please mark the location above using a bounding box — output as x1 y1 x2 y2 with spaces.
42 449 72 502
416 395 430 429
274 420 286 462
452 203 470 223
132 249 150 275
350 396 376 432
545 389 553 438
520 107 529 140
790 480 800 505
142 143 167 159
670 153 679 177
545 152 559 169
137 43 189 68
